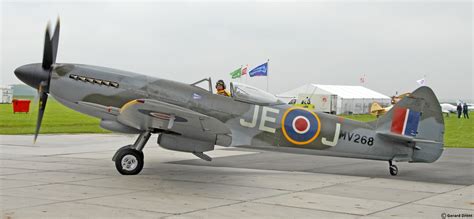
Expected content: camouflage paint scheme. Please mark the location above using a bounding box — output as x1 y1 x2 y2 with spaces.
45 63 444 164
14 20 445 175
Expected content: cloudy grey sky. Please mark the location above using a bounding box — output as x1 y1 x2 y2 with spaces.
1 0 472 101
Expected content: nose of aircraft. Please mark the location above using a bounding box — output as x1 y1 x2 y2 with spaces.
14 63 49 90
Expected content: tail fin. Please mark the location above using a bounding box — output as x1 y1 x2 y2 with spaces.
375 86 444 163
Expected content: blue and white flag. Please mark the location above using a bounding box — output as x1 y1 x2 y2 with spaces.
249 62 268 77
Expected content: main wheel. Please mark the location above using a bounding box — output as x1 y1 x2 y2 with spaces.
389 165 398 176
115 148 144 175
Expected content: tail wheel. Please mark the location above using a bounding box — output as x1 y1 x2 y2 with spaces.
389 165 398 176
115 148 144 175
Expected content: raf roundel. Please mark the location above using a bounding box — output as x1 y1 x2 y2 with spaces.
281 107 321 145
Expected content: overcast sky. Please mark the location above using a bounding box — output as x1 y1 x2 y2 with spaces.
1 0 472 101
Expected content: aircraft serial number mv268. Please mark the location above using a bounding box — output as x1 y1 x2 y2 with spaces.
14 20 444 175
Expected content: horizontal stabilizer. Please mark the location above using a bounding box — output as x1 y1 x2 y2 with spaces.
376 131 442 145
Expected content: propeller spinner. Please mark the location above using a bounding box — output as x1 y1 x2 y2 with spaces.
14 19 60 142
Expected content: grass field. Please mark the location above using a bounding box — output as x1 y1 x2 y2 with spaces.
1 97 472 147
0 97 110 135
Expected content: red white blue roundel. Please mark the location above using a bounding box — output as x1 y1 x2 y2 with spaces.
281 108 321 145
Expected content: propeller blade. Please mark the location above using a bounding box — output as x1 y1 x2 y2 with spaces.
51 19 60 65
34 86 48 143
34 18 60 142
42 23 53 69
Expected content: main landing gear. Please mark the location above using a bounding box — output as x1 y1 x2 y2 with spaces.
388 160 398 176
112 131 151 175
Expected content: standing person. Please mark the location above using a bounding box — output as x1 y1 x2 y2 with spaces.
463 103 469 119
457 103 463 118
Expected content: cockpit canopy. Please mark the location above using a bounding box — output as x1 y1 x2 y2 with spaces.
190 78 283 105
230 82 283 105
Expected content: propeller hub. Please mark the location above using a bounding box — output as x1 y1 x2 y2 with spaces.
14 63 50 91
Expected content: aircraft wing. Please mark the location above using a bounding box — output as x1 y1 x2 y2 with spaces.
117 99 231 143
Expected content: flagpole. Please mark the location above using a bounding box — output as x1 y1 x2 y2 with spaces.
266 59 270 92
240 65 242 83
245 64 248 84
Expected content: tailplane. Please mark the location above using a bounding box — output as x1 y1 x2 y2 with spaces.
374 86 444 163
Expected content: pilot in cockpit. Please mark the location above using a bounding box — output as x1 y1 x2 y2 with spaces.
215 80 231 97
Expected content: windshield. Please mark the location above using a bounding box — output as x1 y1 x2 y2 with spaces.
231 82 283 105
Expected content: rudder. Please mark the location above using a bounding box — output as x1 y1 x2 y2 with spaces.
375 86 444 163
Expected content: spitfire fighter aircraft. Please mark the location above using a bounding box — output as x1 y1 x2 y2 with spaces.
15 21 445 175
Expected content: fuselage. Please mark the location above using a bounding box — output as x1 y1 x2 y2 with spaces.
46 63 416 162
12 20 444 177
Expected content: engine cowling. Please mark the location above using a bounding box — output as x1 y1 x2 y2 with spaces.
157 134 214 153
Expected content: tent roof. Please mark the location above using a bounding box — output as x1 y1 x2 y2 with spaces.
279 84 390 99
0 85 12 89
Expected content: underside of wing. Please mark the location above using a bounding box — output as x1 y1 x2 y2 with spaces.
117 99 232 145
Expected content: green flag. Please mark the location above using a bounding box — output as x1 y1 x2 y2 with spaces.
229 67 241 79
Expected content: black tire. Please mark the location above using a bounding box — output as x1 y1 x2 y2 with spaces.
389 165 398 176
114 148 144 175
114 145 144 160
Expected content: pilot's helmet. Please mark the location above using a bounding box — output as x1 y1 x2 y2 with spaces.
216 80 226 89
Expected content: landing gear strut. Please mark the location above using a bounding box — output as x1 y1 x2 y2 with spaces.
112 131 151 175
388 160 398 176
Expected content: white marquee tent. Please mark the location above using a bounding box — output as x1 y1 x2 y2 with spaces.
278 84 391 115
